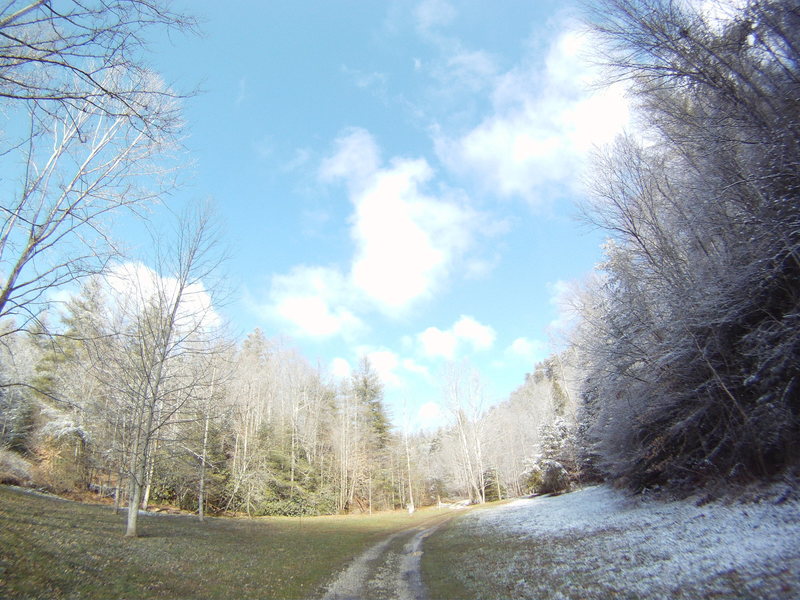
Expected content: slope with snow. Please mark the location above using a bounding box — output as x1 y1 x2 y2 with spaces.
434 485 800 599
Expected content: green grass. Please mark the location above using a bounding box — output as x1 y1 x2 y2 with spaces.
421 517 476 600
0 485 451 599
422 499 517 600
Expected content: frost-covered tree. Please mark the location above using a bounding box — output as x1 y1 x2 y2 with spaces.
579 0 800 489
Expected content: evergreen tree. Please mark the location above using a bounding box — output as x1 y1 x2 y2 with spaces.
352 356 391 449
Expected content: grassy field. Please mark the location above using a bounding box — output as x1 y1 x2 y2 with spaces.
421 501 510 599
0 485 451 599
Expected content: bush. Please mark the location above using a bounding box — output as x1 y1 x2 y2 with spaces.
0 449 33 486
482 468 506 502
33 425 90 493
522 463 543 495
522 460 570 495
256 489 337 517
539 460 570 495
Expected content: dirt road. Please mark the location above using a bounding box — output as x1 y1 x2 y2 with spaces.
319 519 446 600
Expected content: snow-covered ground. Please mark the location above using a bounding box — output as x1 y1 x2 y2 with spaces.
443 484 800 599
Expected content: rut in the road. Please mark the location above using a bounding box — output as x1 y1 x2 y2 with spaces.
320 524 441 600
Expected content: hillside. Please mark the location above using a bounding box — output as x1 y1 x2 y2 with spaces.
423 484 800 599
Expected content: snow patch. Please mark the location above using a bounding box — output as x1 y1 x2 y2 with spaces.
454 485 800 598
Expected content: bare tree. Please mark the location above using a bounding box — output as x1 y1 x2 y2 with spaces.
95 206 226 537
0 1 193 334
403 417 415 513
0 1 195 120
443 362 487 503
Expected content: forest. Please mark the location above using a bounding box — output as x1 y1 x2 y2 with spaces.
0 300 581 524
1 0 798 541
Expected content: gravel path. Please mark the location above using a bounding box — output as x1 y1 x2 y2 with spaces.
319 522 443 600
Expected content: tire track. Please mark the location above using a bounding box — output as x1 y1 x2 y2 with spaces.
319 522 444 600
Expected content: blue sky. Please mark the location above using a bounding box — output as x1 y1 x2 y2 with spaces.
139 0 630 429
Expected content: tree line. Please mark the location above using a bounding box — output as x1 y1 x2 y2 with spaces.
0 286 580 534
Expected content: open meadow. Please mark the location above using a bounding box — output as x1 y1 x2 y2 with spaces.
3 482 799 600
0 485 448 600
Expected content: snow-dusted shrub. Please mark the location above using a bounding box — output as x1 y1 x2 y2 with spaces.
538 417 583 482
523 458 571 495
522 462 543 494
0 448 33 486
539 460 570 495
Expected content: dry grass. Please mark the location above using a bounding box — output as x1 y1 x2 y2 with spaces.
0 485 448 599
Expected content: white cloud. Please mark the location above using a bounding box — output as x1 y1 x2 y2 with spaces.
257 128 484 339
435 26 630 204
463 256 498 280
48 287 77 307
330 357 352 380
418 326 458 359
319 127 381 188
322 128 477 316
341 66 390 101
282 147 312 172
105 262 157 311
350 158 473 312
259 129 478 338
452 315 496 350
692 0 748 30
402 357 431 378
507 336 548 363
438 48 498 93
418 401 446 430
365 348 402 387
263 266 364 339
103 262 221 332
414 0 456 32
347 347 431 392
417 315 496 359
448 50 495 80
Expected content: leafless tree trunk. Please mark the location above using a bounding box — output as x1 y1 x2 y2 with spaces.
404 426 415 513
445 363 487 503
102 206 226 537
198 365 221 522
